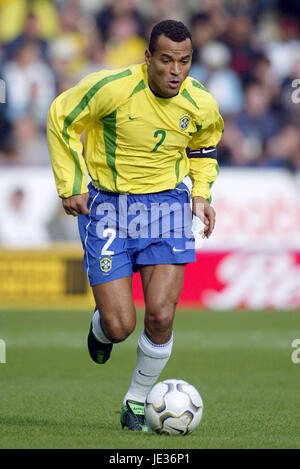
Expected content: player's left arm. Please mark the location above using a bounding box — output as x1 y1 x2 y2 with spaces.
188 97 224 238
189 152 218 239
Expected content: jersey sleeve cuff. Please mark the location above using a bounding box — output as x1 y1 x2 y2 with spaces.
191 182 211 201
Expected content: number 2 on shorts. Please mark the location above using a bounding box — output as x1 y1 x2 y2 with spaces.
101 228 116 255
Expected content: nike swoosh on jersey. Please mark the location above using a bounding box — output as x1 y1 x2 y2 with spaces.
129 116 138 120
173 247 185 252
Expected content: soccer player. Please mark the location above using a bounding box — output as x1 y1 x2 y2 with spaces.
47 20 224 431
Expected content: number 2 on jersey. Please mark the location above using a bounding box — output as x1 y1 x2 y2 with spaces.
151 129 166 152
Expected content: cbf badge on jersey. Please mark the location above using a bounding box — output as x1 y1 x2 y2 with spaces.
179 115 190 131
100 257 112 273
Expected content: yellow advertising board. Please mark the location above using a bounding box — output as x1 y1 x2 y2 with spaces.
0 244 94 307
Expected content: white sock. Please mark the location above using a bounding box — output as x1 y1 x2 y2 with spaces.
123 329 173 405
92 309 112 344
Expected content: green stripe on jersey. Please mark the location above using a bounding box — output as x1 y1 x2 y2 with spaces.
192 80 208 93
101 110 118 191
129 79 146 97
175 151 184 183
207 162 219 204
62 68 132 195
181 88 199 110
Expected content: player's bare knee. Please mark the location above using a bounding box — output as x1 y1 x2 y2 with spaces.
146 298 176 327
109 326 134 343
102 315 136 343
145 308 174 334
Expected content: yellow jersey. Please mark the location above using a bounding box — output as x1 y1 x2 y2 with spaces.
47 63 224 200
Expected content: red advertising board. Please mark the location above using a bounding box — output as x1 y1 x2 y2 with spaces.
132 251 300 310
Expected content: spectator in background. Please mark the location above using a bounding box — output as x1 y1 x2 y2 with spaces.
233 80 280 165
0 187 50 248
223 14 259 86
198 0 231 39
247 53 280 102
191 41 244 116
264 16 300 81
142 0 188 25
190 13 217 63
216 118 247 166
95 0 146 42
104 15 147 69
48 0 89 81
2 40 56 128
0 0 28 45
3 11 49 63
77 29 106 77
12 116 50 166
76 0 106 16
0 0 60 45
265 124 300 171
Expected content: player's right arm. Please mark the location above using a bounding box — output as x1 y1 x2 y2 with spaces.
47 71 117 214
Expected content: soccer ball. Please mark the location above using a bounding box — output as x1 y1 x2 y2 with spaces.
145 379 203 435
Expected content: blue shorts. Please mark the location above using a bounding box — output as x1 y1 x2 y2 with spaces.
78 182 196 286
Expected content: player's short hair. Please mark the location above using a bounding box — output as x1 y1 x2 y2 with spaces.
149 20 192 54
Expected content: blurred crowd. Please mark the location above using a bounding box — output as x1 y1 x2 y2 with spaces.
0 0 299 171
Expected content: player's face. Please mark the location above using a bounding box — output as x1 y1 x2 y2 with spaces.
145 34 193 98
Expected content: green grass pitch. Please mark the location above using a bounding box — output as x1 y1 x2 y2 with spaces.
0 307 299 449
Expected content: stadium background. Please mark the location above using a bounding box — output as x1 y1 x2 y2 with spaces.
0 0 299 310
